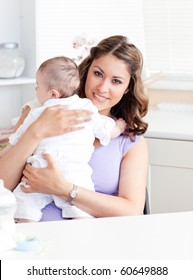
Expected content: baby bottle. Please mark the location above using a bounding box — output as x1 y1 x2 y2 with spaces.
0 179 16 252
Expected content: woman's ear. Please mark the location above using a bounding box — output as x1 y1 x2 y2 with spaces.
51 89 60 99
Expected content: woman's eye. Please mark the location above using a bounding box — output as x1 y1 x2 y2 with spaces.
94 71 103 77
112 79 121 84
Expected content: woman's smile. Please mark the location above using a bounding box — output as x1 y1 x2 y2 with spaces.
93 92 110 103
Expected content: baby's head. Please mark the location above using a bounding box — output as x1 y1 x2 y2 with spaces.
36 56 80 104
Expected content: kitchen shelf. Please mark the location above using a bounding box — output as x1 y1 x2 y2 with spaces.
0 77 35 86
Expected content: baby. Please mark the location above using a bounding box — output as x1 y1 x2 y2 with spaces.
3 56 126 221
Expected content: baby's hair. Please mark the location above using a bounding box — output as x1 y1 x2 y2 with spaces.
38 56 80 97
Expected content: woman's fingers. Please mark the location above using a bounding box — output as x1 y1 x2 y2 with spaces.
20 183 32 193
35 106 93 138
45 105 93 120
41 153 55 168
58 109 93 125
21 153 66 195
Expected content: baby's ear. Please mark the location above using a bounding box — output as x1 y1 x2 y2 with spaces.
51 89 60 98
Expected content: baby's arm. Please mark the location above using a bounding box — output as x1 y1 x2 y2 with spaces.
110 118 127 138
92 112 127 145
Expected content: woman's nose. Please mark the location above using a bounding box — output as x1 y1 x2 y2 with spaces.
97 79 109 94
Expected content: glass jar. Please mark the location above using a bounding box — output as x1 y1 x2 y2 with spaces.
0 42 25 78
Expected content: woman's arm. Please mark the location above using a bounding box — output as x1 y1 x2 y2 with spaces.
0 124 41 190
21 137 148 217
0 105 92 191
72 136 148 216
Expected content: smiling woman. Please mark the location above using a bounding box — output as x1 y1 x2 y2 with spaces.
0 35 149 221
84 55 130 115
79 36 148 135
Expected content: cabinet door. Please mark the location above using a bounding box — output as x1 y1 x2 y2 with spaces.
146 138 193 214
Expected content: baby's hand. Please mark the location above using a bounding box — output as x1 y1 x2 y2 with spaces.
115 118 127 133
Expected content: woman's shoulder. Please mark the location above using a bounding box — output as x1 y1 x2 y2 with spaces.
114 134 143 154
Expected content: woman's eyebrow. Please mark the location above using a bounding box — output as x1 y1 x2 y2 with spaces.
112 75 125 81
93 66 125 80
93 65 104 73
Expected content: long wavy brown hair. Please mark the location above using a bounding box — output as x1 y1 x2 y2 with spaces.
78 35 148 139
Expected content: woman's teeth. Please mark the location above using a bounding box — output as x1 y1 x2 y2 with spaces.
94 93 107 101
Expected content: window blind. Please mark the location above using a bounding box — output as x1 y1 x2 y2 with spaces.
143 0 193 78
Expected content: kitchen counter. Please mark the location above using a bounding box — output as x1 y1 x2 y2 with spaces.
144 106 193 141
1 211 193 260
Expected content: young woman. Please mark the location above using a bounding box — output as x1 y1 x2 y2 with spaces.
0 35 149 220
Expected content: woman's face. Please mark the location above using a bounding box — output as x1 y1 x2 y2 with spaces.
85 54 131 116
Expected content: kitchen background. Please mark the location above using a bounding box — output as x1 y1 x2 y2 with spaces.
0 0 193 214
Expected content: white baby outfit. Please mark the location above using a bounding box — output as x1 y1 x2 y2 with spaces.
10 95 116 220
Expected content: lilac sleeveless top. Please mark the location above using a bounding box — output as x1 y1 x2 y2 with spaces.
40 135 141 221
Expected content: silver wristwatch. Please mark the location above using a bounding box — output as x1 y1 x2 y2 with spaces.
66 184 78 204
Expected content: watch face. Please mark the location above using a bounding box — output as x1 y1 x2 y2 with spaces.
71 191 77 198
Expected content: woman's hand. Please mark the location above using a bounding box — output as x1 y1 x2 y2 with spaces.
20 153 70 197
30 105 93 139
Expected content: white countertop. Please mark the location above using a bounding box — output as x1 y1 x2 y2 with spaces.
144 107 193 141
1 211 193 260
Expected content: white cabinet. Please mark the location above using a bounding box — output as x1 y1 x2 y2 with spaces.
0 0 36 128
0 80 35 128
146 137 193 214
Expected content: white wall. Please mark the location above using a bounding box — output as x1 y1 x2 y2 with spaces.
0 0 21 44
0 0 147 128
35 0 146 66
